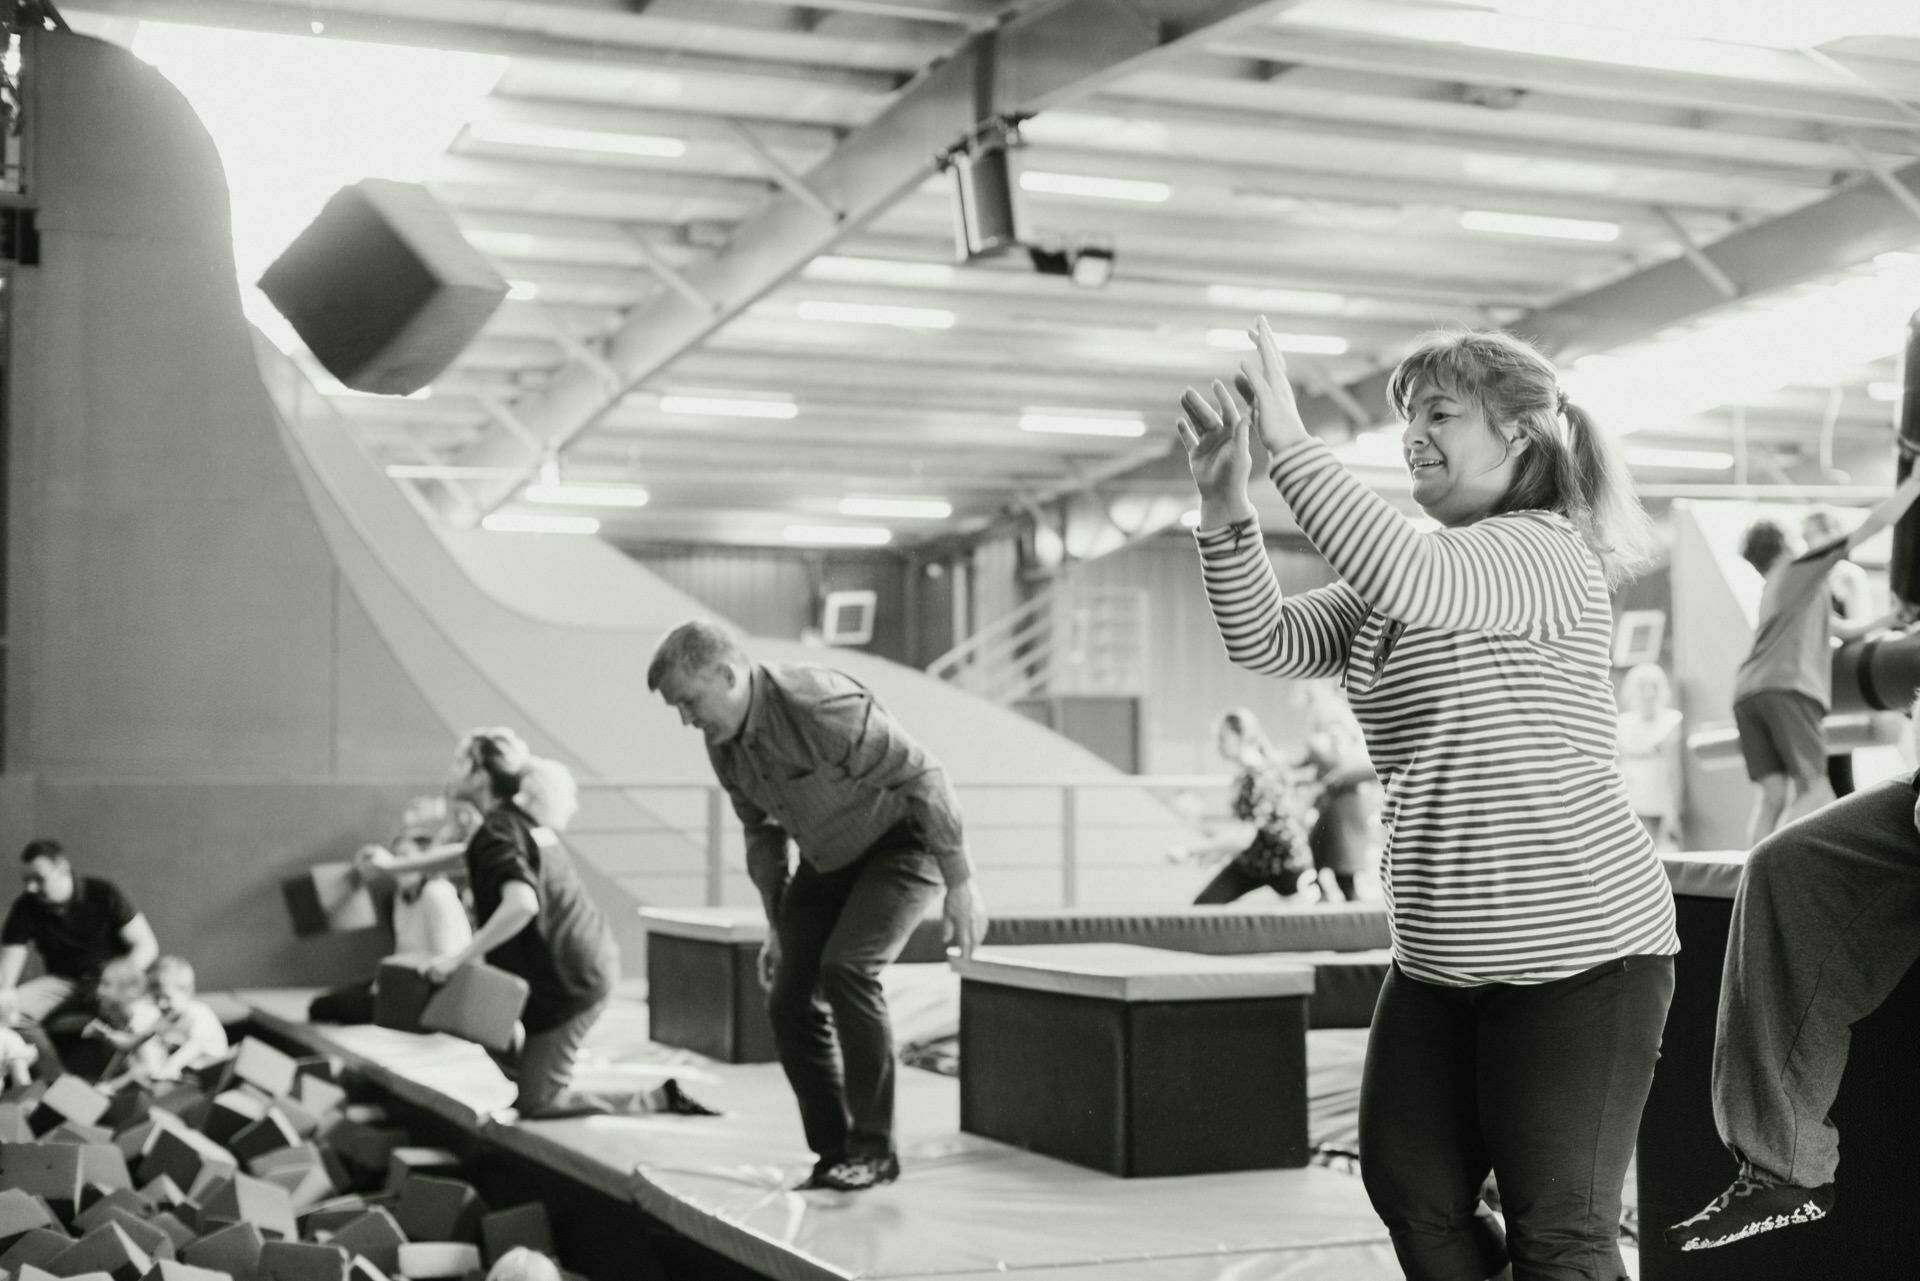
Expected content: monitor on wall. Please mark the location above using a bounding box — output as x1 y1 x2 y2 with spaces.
822 590 877 647
1613 609 1666 668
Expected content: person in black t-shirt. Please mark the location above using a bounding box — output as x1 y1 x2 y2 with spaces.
0 839 159 1026
361 730 649 1120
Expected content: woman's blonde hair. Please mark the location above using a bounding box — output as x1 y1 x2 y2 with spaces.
1387 328 1654 586
517 757 581 833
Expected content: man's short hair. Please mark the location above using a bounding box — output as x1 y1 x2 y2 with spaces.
647 620 748 691
20 839 64 866
1740 520 1788 576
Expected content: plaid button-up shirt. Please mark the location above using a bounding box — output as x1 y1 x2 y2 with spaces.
708 663 970 907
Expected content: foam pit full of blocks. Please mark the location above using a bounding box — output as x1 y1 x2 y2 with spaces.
0 1022 582 1281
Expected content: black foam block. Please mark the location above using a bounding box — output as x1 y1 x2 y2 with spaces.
257 179 506 396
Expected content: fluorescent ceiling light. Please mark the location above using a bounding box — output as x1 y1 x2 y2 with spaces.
1459 210 1620 242
795 300 956 330
522 482 650 508
1564 251 1920 433
1019 408 1148 437
839 496 952 519
462 230 538 258
784 524 893 546
465 120 685 158
804 257 953 287
1475 0 1920 50
1868 381 1903 402
1623 447 1734 471
481 512 601 535
1180 508 1201 529
1207 329 1349 356
128 24 504 290
1206 285 1345 314
385 464 527 479
1019 171 1172 203
658 394 798 419
506 280 539 301
1020 112 1169 150
1462 153 1619 194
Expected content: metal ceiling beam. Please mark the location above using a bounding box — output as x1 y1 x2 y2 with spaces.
429 154 777 204
1110 76 1877 181
466 95 842 154
446 0 1307 518
1104 157 1920 496
66 0 910 93
719 0 1009 26
1221 28 1920 131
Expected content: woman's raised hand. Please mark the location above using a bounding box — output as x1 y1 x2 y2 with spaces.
1175 379 1262 534
1238 316 1309 456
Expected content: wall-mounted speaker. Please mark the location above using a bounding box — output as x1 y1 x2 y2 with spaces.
948 140 1019 261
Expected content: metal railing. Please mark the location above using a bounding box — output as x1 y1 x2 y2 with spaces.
925 585 1148 705
925 589 1059 704
575 774 1226 909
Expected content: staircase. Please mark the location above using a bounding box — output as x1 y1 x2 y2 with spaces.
927 579 1148 704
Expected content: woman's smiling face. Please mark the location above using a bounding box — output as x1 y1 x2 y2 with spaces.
1402 379 1521 527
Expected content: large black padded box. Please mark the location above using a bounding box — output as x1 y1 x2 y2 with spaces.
643 914 777 1064
954 944 1313 1177
640 905 1389 1063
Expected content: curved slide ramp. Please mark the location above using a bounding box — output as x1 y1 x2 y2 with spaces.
266 339 1198 927
10 29 1192 989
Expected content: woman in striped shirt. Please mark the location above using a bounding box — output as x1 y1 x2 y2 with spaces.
1178 320 1678 1281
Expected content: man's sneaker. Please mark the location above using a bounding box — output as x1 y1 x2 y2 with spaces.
1664 1174 1835 1251
814 1152 900 1193
646 1078 723 1117
791 1157 838 1191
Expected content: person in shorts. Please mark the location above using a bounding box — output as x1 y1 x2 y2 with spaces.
1731 481 1920 843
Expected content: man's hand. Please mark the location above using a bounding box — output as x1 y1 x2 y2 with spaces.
422 953 462 985
757 936 782 991
942 880 989 960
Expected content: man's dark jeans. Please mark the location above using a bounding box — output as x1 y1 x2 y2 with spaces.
767 841 942 1164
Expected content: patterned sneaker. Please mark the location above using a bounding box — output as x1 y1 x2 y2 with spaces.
791 1157 839 1191
814 1152 901 1193
1664 1174 1834 1250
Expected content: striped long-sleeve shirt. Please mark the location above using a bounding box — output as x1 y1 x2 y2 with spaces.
1197 438 1678 985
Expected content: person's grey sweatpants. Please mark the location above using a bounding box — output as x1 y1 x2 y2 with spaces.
1714 776 1920 1186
